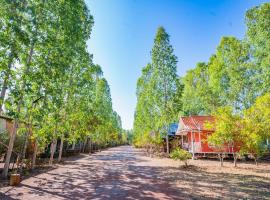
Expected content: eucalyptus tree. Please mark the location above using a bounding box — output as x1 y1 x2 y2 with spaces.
182 62 220 115
134 27 180 152
0 0 27 113
2 0 49 177
208 37 252 111
133 63 156 147
182 37 252 115
2 0 94 174
151 27 178 130
246 3 270 95
241 93 270 164
42 0 93 164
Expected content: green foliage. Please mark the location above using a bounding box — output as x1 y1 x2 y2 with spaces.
182 62 219 115
207 94 270 159
0 0 123 166
207 107 243 152
241 93 270 157
182 3 270 116
246 3 270 94
170 148 192 166
0 132 9 155
133 27 182 148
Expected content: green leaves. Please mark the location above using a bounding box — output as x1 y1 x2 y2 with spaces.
0 0 123 156
181 3 270 117
170 147 192 167
134 27 181 147
208 93 270 157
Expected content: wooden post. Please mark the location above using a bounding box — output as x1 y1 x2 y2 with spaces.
198 128 201 152
166 134 169 154
181 135 183 147
191 131 195 160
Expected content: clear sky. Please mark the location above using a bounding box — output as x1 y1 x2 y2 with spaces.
86 0 267 130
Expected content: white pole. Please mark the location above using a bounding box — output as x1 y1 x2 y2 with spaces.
181 135 183 147
191 131 195 160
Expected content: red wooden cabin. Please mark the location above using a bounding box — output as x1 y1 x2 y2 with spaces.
176 116 238 158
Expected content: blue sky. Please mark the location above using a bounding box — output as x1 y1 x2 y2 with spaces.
86 0 267 130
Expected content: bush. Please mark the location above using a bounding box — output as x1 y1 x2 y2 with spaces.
170 147 192 167
0 131 9 156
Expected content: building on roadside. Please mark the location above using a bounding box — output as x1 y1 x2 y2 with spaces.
176 116 239 159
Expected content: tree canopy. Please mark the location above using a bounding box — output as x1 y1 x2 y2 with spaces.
0 0 123 178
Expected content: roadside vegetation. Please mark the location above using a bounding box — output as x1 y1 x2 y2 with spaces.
133 3 270 163
0 0 125 179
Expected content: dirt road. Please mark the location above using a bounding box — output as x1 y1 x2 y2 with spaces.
0 146 269 200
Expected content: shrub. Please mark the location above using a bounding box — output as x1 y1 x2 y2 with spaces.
170 147 192 167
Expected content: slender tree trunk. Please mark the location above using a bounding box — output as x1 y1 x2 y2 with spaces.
219 153 224 167
31 140 38 169
184 160 188 167
1 12 37 177
0 59 13 113
49 138 57 166
166 134 169 154
49 124 58 165
2 119 19 178
83 139 88 153
233 153 238 167
89 139 92 154
254 155 258 166
19 127 30 172
72 142 75 150
79 142 82 153
58 136 64 162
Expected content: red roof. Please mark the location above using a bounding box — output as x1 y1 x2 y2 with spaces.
179 116 215 131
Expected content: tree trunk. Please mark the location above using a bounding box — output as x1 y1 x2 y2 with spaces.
166 135 169 154
184 160 188 167
0 59 13 113
254 156 258 166
49 138 57 166
31 140 38 169
79 142 82 153
19 128 30 172
89 139 92 154
2 120 18 178
1 19 36 178
219 153 224 167
82 139 87 153
72 142 75 150
233 153 238 167
58 136 64 162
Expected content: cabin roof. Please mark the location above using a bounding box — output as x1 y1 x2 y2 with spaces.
176 116 214 135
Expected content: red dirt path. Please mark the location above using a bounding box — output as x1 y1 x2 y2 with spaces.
0 146 269 200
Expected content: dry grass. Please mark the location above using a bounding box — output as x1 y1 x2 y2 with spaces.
135 153 270 199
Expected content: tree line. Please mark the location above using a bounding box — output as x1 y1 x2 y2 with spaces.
133 3 270 159
0 0 123 178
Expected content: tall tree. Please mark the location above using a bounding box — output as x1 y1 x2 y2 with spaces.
246 3 270 95
133 27 180 152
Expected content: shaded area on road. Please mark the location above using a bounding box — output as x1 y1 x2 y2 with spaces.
0 146 269 200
